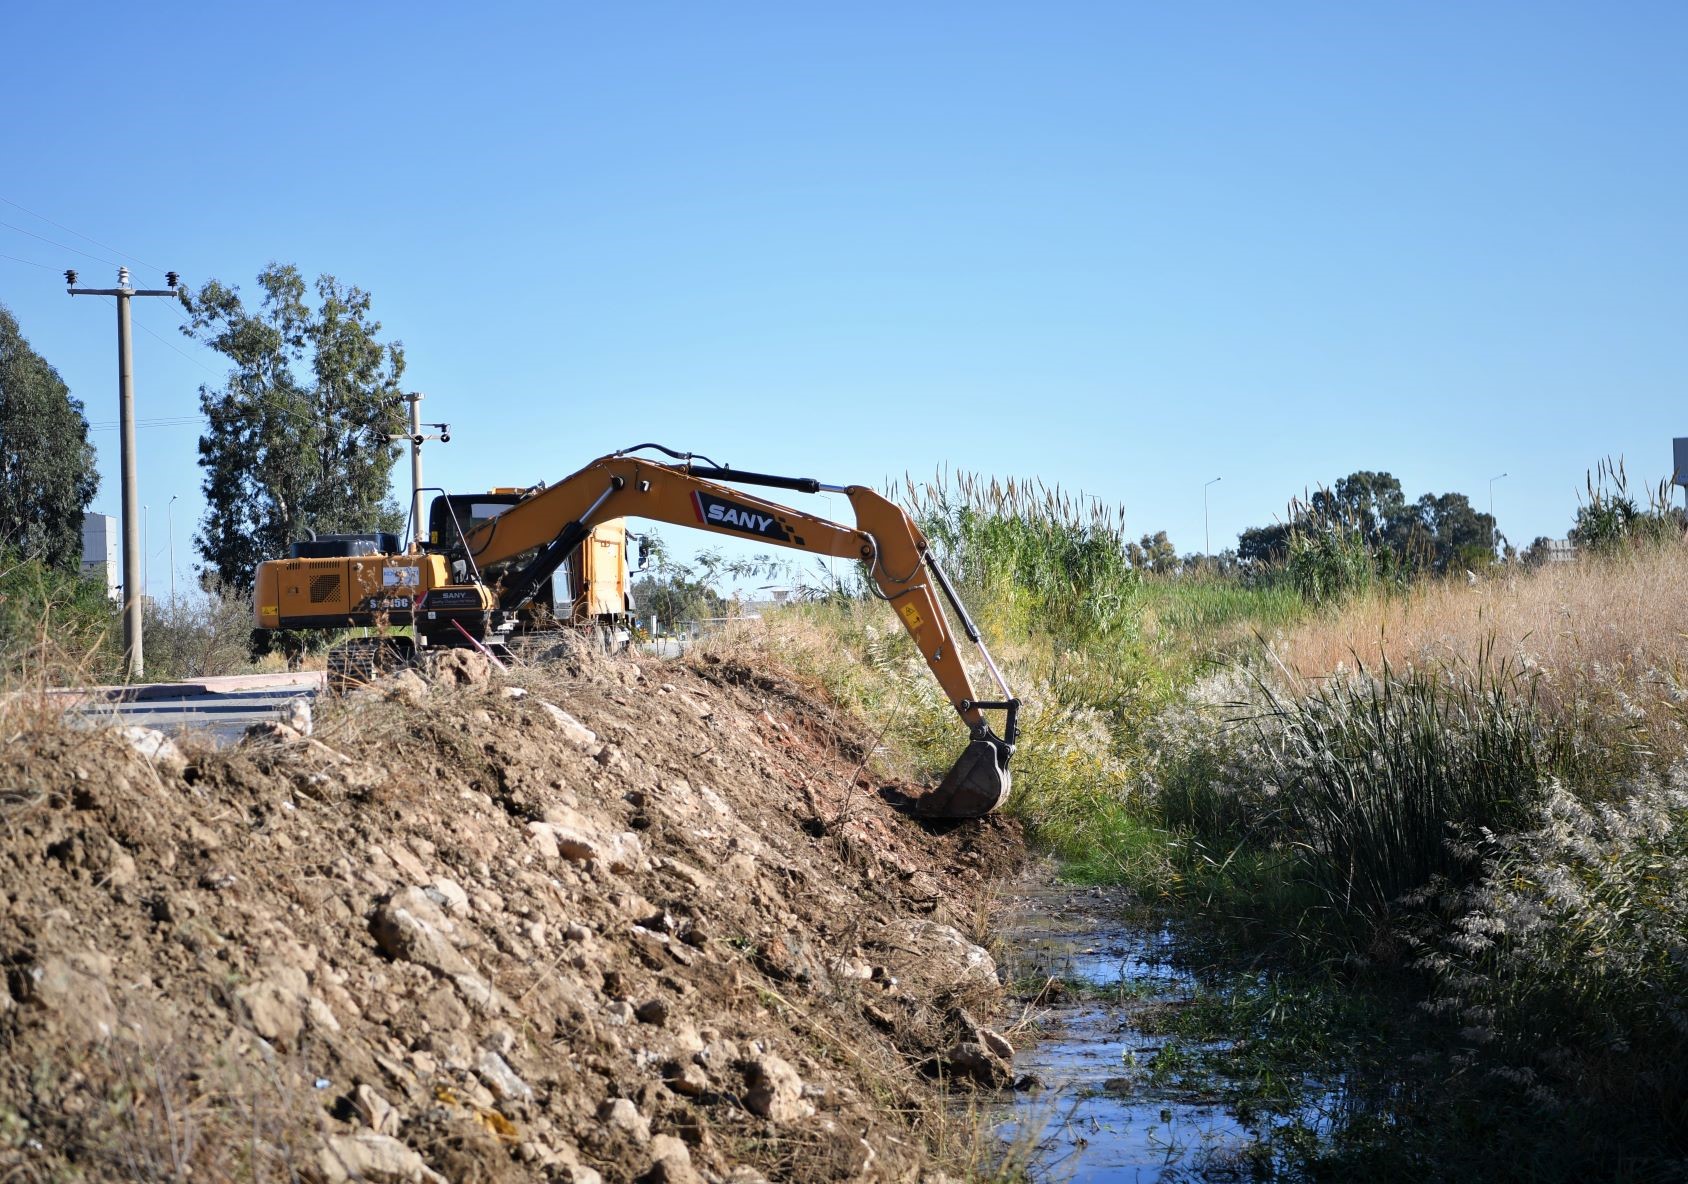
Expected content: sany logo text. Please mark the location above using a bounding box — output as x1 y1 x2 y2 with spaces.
691 492 792 541
707 503 772 532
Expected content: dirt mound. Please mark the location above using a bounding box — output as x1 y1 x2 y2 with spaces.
0 647 1024 1182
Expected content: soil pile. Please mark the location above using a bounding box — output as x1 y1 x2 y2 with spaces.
0 646 1024 1182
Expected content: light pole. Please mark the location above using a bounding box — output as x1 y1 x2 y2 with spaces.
1489 472 1507 558
167 495 177 605
1203 477 1222 555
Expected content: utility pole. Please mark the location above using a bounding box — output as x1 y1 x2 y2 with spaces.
67 266 181 680
387 393 450 548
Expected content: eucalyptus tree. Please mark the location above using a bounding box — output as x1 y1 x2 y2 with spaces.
0 301 99 571
180 264 406 591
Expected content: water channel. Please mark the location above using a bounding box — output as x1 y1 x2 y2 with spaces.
989 875 1331 1182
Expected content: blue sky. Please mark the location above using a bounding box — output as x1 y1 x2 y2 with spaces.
3 2 1685 597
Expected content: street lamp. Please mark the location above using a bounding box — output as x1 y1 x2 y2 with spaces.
1203 477 1222 556
1489 472 1508 557
167 495 177 605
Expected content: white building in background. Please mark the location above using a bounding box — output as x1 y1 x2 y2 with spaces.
81 513 118 600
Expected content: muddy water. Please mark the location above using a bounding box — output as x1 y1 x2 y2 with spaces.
990 878 1268 1182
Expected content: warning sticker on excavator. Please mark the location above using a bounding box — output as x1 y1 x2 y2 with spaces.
899 602 925 632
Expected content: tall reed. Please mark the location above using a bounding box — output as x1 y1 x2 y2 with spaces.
1143 653 1557 945
903 469 1137 642
1262 654 1553 934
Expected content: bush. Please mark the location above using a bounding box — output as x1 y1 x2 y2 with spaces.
1571 456 1682 553
1269 658 1553 933
903 470 1138 642
0 550 118 681
141 587 257 680
1285 521 1376 605
1420 771 1688 1115
1143 656 1556 945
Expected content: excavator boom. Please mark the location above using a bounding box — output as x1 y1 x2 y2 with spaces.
450 448 1018 817
253 446 1019 818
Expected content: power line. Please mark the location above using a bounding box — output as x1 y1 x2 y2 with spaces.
87 395 364 435
120 305 378 430
0 198 196 349
89 414 202 426
129 304 221 376
87 294 221 378
0 219 125 268
88 417 202 431
0 250 55 270
0 194 164 272
86 302 376 436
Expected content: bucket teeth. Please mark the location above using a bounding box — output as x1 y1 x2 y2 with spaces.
907 738 1012 819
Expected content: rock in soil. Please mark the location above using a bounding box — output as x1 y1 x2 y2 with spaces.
743 1053 814 1122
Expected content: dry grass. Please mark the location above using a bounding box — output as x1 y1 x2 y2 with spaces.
696 606 959 782
1 1013 327 1184
1272 546 1688 769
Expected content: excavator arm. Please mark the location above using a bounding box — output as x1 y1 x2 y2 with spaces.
454 448 1018 817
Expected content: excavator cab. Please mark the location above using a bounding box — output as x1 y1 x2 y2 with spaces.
423 489 555 615
423 489 632 648
425 491 527 553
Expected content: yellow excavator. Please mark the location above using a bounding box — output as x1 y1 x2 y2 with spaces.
253 445 1018 817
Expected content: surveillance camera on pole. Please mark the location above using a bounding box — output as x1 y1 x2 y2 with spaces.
387 393 451 548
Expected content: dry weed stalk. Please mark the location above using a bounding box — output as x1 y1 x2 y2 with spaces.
1272 545 1688 765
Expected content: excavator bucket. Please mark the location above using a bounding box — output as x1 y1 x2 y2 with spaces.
906 737 1013 819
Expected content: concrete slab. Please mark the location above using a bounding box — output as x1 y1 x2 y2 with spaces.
49 671 324 706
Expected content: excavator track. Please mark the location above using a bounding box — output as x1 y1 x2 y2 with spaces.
326 636 416 693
